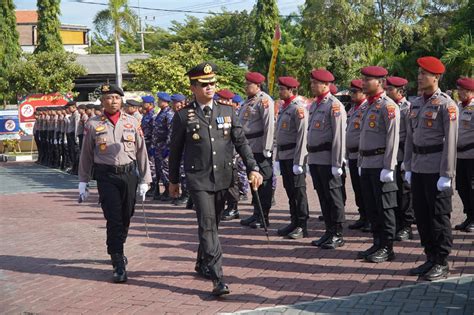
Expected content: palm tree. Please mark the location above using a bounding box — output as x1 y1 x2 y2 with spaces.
442 34 474 77
93 0 137 88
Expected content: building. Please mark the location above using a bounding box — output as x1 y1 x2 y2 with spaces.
16 10 89 54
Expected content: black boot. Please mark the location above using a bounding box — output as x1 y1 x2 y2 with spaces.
110 253 127 283
153 183 161 200
422 263 449 281
348 218 366 230
357 237 380 259
250 214 269 229
311 231 331 247
455 215 473 232
277 222 296 236
321 225 344 249
146 182 156 197
222 203 239 221
194 263 211 279
212 279 230 296
159 185 172 201
409 256 435 276
287 221 308 239
365 241 395 263
175 190 189 205
395 226 413 241
240 213 258 226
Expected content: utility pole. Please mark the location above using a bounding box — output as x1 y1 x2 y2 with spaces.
137 0 152 52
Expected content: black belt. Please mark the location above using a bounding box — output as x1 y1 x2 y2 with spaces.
413 144 443 154
278 143 296 151
94 162 135 174
360 147 386 156
457 143 474 152
245 131 264 139
399 142 405 152
348 147 359 153
307 142 332 153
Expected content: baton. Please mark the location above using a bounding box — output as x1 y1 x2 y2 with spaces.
250 180 270 243
141 196 150 238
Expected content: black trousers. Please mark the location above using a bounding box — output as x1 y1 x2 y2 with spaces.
456 158 474 218
348 159 366 220
412 172 453 264
279 159 309 227
225 164 239 206
191 189 227 281
360 168 397 244
34 131 41 161
253 153 274 216
309 164 345 233
66 132 78 171
96 168 138 255
395 162 414 229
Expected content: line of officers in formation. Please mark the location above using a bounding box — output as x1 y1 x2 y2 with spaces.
34 56 473 295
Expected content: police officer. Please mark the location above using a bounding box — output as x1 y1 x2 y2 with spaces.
141 95 158 198
65 101 80 174
33 109 42 163
78 84 152 283
386 76 415 241
94 104 103 118
77 104 88 152
58 106 67 170
153 92 174 202
124 99 143 123
275 76 309 239
346 79 370 232
307 69 347 249
404 57 458 280
237 72 275 229
168 62 262 296
358 66 400 263
455 77 474 233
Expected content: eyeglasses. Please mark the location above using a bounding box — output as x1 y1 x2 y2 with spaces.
199 82 216 88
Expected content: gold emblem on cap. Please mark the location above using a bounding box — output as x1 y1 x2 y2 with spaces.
203 64 212 74
102 85 110 92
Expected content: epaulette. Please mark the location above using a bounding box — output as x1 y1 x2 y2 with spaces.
217 99 233 106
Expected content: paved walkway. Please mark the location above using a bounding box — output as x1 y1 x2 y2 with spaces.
0 162 472 314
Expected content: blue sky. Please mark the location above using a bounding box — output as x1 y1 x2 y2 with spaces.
15 0 305 30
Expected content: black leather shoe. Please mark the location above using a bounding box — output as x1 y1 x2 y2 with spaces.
318 215 324 221
361 222 372 233
365 246 395 263
222 209 239 221
111 253 127 283
212 280 230 296
422 264 449 281
287 227 308 239
409 260 434 276
454 217 470 230
395 227 413 241
357 242 380 259
311 232 331 247
239 194 248 201
277 223 296 236
240 214 258 226
194 264 211 279
464 221 474 233
185 198 194 209
348 219 366 230
250 218 269 229
321 234 345 249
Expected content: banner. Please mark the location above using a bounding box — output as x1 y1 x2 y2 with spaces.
267 24 281 95
0 110 21 140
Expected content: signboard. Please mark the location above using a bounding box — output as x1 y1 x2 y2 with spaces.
17 93 72 135
0 110 21 140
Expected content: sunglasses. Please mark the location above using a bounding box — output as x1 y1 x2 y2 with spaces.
199 82 216 88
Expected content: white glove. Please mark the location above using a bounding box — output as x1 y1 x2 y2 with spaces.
437 176 451 191
405 171 412 185
139 183 149 201
400 162 405 171
358 167 361 176
380 169 394 182
263 150 272 158
293 165 304 175
78 182 89 203
331 167 343 177
273 161 280 175
54 139 58 145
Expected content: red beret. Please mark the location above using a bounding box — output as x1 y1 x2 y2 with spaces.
457 77 474 91
216 89 235 100
310 69 335 82
278 76 300 88
245 72 265 84
417 56 445 74
361 66 388 78
329 84 338 94
386 76 408 87
350 79 363 90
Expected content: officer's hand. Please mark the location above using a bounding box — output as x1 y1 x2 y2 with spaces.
139 183 149 201
273 161 280 175
292 165 304 175
437 176 451 191
263 150 272 158
400 162 405 171
380 169 394 182
78 182 89 203
405 171 412 185
331 167 343 177
249 171 263 191
169 183 180 198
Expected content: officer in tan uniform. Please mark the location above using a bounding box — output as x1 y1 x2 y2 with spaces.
238 71 275 229
275 76 309 239
124 99 143 123
358 66 400 263
386 76 415 241
404 57 458 281
307 69 347 249
78 84 152 283
455 77 474 233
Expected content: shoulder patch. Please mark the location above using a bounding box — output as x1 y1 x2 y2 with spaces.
447 105 457 121
262 98 269 109
332 103 341 117
387 104 396 120
296 107 305 119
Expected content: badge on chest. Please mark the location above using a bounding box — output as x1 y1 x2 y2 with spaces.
216 116 232 129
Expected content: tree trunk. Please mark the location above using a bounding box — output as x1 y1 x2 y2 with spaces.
114 29 122 88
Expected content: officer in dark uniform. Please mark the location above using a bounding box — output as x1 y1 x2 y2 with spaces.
168 62 263 296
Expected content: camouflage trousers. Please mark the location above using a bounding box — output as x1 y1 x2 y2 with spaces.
154 145 170 186
179 160 187 191
236 156 249 196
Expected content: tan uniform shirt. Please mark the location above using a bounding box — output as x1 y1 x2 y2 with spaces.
307 93 346 167
77 113 89 136
397 97 411 162
133 111 143 124
346 100 368 160
78 113 152 184
238 91 275 153
404 89 458 177
359 93 400 170
457 99 474 159
275 97 308 166
67 110 80 135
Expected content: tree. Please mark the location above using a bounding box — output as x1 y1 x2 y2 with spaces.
253 0 279 74
442 34 474 78
8 51 86 97
93 0 137 88
0 0 21 104
35 0 63 53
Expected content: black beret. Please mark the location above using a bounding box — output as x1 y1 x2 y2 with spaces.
125 99 142 107
100 84 124 96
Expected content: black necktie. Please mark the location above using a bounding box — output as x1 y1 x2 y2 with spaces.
203 105 211 120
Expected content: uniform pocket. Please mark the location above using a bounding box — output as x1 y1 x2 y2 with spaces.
434 188 453 215
381 181 398 210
